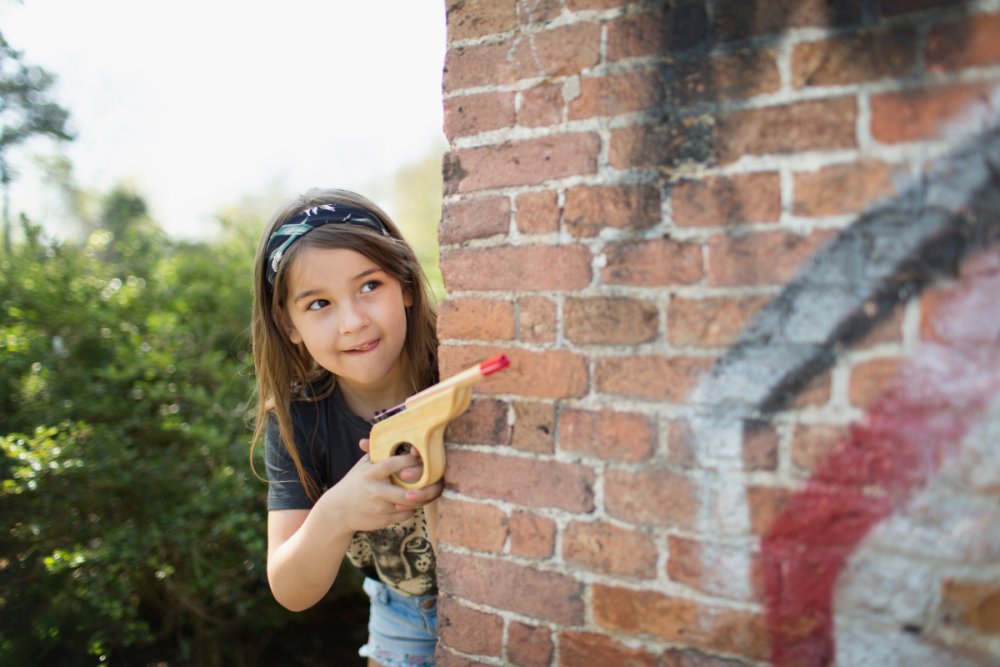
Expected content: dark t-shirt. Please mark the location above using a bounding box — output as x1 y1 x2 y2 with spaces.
264 386 437 596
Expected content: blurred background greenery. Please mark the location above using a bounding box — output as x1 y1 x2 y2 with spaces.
0 24 445 667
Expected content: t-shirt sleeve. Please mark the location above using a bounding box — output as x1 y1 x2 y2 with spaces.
264 415 313 511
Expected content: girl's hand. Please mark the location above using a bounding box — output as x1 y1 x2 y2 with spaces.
316 440 442 534
358 438 426 491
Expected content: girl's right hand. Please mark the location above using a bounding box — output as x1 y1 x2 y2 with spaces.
316 449 443 534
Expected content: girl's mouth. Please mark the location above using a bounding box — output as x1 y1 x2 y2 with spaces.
347 339 380 354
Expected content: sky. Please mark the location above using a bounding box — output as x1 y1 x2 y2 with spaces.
2 0 447 239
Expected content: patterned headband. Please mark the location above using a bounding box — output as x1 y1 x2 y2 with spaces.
265 203 390 286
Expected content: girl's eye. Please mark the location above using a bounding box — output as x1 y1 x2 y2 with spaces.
360 280 381 294
307 299 330 311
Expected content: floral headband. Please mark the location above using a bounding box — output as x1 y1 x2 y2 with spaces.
264 203 390 286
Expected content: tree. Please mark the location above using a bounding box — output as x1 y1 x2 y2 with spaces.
0 30 73 253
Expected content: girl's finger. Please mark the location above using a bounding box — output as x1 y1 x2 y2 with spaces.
372 453 421 478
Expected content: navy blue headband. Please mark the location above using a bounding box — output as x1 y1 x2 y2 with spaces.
265 203 390 286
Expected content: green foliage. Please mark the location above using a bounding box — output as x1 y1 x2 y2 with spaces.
0 202 364 666
391 144 446 301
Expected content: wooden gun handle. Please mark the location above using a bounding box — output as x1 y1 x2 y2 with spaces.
368 385 473 489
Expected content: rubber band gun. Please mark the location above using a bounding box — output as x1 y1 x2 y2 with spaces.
369 355 510 489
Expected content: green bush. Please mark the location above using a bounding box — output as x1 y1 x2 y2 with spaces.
0 218 365 666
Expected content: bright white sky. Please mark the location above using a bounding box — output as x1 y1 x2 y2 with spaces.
2 0 447 239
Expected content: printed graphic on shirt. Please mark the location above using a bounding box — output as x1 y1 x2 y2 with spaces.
347 507 436 596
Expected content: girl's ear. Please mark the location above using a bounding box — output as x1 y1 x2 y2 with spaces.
277 310 303 345
403 286 414 308
286 322 303 345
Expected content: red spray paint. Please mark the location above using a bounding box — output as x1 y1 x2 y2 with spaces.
762 245 1000 666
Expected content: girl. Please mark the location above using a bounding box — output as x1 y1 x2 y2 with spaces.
251 188 442 667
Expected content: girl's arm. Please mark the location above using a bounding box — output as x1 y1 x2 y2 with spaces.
266 452 441 611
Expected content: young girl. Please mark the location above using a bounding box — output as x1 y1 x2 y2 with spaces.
251 188 442 667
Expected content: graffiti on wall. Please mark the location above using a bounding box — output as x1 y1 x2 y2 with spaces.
688 114 1000 665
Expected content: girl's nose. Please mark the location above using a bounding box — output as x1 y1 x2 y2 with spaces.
339 299 370 334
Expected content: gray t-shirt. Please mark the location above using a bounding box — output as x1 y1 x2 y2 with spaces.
265 386 436 596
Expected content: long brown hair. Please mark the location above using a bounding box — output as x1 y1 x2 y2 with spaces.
250 188 439 502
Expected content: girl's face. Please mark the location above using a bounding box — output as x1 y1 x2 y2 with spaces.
282 245 412 400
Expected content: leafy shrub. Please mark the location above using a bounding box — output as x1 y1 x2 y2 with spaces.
0 218 365 666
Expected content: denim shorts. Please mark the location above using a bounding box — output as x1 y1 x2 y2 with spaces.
358 578 438 667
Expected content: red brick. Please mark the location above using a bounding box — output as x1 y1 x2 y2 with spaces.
848 357 902 408
673 172 781 228
509 510 557 559
440 244 592 292
445 449 595 512
560 408 656 462
563 521 658 578
667 418 697 469
668 295 770 348
605 468 699 528
569 69 663 120
445 40 521 90
438 596 504 657
793 160 897 217
606 9 668 61
438 297 515 341
564 184 661 238
792 27 918 87
716 97 857 163
559 631 658 667
665 50 781 107
592 585 769 659
444 91 517 141
438 551 585 624
508 621 554 666
667 536 766 602
928 13 1000 72
707 229 834 287
519 81 564 128
446 0 518 41
564 297 659 345
444 132 600 194
791 424 848 473
440 195 510 246
518 0 561 24
745 485 793 536
715 0 863 40
940 579 1000 634
435 650 482 667
439 345 588 399
609 118 715 172
445 397 511 446
789 370 833 408
596 355 711 402
438 498 508 552
602 238 704 286
512 400 555 454
871 80 998 144
516 23 601 78
518 296 557 344
743 419 778 472
664 649 756 666
515 190 560 235
856 303 905 349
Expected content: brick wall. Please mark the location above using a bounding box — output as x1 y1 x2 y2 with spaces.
435 1 1000 665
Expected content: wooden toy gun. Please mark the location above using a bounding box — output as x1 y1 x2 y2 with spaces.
369 355 510 489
